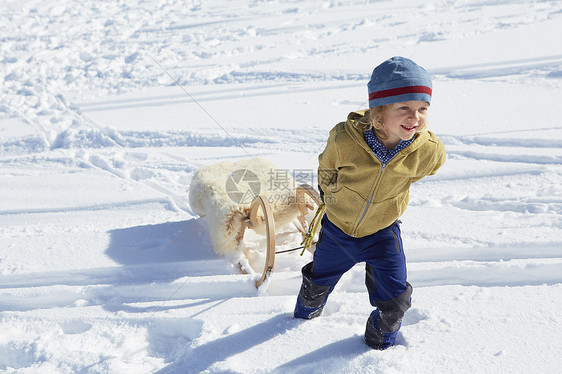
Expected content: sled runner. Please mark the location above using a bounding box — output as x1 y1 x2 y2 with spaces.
243 184 323 287
188 157 323 288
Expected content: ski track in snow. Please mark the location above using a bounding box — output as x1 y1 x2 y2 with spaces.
1 0 562 373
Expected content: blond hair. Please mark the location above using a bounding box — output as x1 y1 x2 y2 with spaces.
355 104 427 140
354 104 392 140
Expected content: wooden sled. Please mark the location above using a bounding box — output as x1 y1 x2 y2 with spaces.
243 184 323 288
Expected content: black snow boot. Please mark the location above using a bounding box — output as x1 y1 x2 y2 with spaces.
294 262 332 319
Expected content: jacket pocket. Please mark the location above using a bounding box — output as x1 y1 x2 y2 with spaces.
357 196 402 236
327 186 366 225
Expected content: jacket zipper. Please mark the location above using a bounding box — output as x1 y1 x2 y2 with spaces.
352 162 386 237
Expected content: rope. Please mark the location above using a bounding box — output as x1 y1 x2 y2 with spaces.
275 246 304 254
300 203 326 256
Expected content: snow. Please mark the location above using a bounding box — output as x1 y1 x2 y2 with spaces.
1 0 561 372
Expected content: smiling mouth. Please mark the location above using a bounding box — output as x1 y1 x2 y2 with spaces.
401 125 417 131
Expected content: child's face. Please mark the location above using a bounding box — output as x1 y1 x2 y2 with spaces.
381 101 429 148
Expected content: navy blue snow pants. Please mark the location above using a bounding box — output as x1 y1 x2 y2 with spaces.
294 216 412 347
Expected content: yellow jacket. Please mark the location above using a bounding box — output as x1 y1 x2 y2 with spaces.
318 110 446 238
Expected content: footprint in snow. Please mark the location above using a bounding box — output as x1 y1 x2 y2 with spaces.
402 308 430 326
60 320 93 334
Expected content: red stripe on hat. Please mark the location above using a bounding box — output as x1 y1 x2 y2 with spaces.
369 85 432 101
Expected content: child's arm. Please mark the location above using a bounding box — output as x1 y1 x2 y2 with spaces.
412 135 446 183
317 131 339 195
429 140 446 175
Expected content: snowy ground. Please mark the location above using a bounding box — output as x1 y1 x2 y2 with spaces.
1 0 562 373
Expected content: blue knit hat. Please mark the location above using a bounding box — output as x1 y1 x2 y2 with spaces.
368 56 432 108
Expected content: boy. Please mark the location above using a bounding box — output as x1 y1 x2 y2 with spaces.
294 56 446 350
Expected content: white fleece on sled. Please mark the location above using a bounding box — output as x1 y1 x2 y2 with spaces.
189 157 300 255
